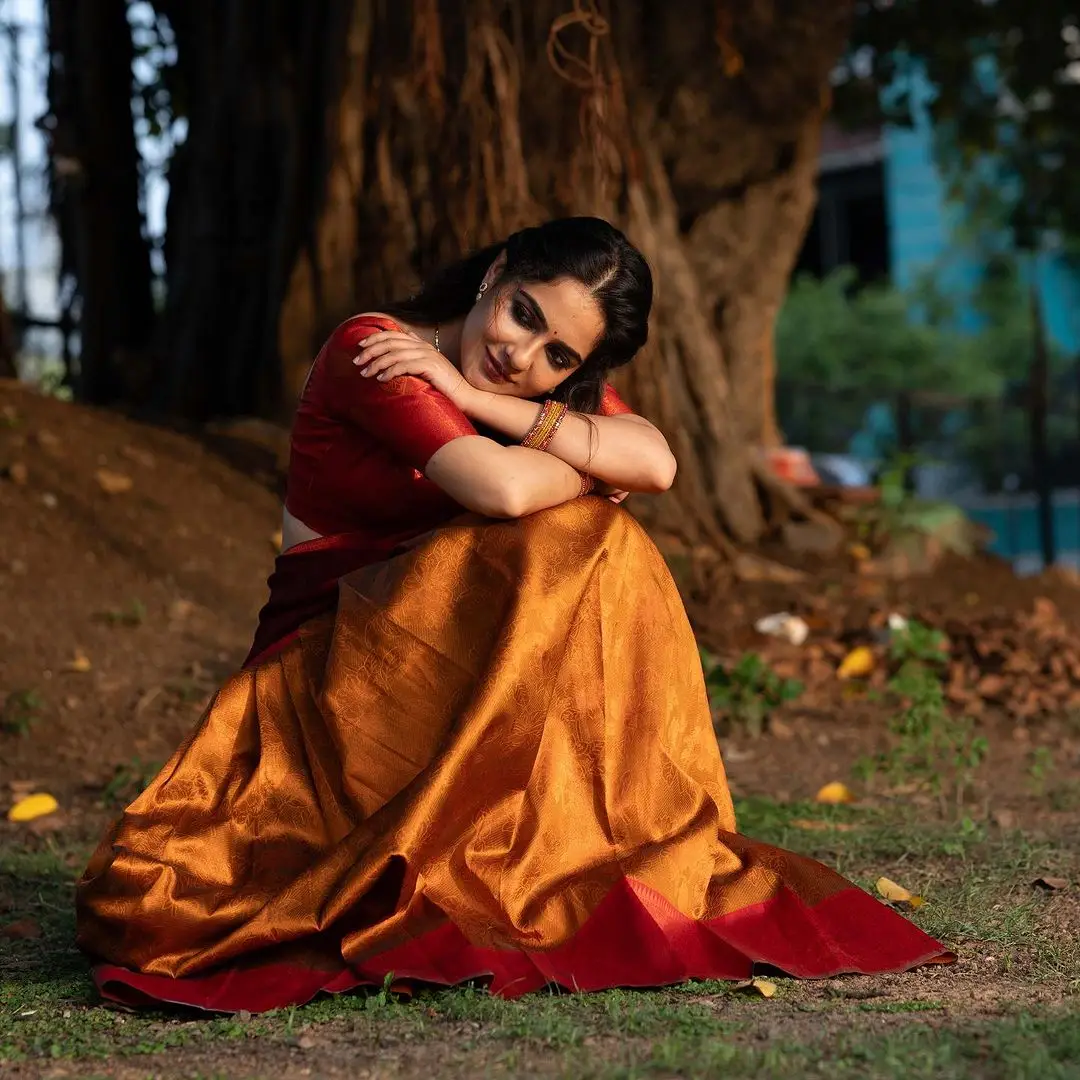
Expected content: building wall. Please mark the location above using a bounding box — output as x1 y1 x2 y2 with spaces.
883 111 1080 351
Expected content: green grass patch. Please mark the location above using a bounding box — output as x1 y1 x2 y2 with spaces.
573 1009 1080 1079
733 796 1080 987
2 801 1078 1074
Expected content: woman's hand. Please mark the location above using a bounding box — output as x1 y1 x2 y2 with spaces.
592 481 630 505
354 331 477 411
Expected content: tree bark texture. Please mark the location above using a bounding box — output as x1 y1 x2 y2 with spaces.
275 0 853 545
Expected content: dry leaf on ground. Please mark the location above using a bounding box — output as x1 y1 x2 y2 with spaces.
735 977 777 998
168 599 196 621
815 781 856 805
1032 876 1070 892
94 468 134 495
876 876 926 909
792 818 857 832
837 646 875 680
7 792 60 822
65 650 92 673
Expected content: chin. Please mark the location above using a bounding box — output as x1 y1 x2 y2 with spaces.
487 382 530 398
464 353 527 397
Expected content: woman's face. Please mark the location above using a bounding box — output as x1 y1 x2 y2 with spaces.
458 272 605 399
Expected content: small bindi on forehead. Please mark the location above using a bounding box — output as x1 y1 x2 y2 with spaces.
527 279 603 355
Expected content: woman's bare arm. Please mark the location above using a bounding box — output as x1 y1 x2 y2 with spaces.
424 436 583 519
350 330 675 494
460 391 676 494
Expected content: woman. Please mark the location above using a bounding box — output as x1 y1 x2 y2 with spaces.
76 218 950 1012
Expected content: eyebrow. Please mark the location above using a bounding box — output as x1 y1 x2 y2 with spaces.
519 289 584 367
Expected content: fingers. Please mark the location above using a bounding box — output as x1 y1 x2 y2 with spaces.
358 330 418 346
354 349 430 377
364 357 428 381
354 331 422 358
353 340 407 364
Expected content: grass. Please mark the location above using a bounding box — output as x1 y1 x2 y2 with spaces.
1 799 1077 1078
736 796 1080 986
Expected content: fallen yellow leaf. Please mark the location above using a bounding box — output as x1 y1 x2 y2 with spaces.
815 782 856 805
837 646 875 680
876 876 911 902
792 818 857 832
735 976 778 998
270 530 283 554
94 468 134 495
65 650 92 673
876 876 925 909
848 542 872 561
7 793 59 823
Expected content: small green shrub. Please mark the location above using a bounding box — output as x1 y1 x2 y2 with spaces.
856 621 988 817
1 689 43 736
702 651 803 738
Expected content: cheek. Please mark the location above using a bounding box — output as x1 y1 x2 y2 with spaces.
460 311 488 364
484 299 517 343
529 368 570 395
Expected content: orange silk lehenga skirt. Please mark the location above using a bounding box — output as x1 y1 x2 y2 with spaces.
76 501 951 1011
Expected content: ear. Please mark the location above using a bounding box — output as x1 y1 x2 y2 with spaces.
483 250 508 289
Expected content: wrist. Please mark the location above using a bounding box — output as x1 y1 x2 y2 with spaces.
456 382 489 417
455 384 494 416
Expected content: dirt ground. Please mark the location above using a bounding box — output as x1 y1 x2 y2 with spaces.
2 379 1078 818
0 382 281 802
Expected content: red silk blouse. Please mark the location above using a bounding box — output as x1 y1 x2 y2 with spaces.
284 314 633 540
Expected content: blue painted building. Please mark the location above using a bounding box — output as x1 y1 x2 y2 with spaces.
794 114 1080 569
800 114 1080 353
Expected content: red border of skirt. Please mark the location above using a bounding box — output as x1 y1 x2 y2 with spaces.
90 877 953 1013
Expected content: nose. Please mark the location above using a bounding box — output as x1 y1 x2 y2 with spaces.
504 345 532 374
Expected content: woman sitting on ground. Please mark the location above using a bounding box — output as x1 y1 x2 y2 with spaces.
76 216 950 1011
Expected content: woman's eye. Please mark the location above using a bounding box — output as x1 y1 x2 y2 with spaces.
511 299 534 329
547 347 574 371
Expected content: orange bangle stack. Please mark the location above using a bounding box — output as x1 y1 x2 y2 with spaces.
578 472 595 496
521 400 568 452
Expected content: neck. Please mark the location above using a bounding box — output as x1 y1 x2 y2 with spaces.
397 317 466 370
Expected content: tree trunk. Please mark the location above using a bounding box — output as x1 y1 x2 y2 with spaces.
150 1 359 420
611 6 846 543
275 0 852 547
44 0 156 404
0 288 16 380
44 0 854 551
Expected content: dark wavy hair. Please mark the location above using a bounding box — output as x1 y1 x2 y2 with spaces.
382 217 653 413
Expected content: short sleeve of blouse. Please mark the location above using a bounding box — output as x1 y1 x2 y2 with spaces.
319 315 478 472
597 383 633 416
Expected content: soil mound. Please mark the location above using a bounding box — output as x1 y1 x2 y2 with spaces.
0 382 281 798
